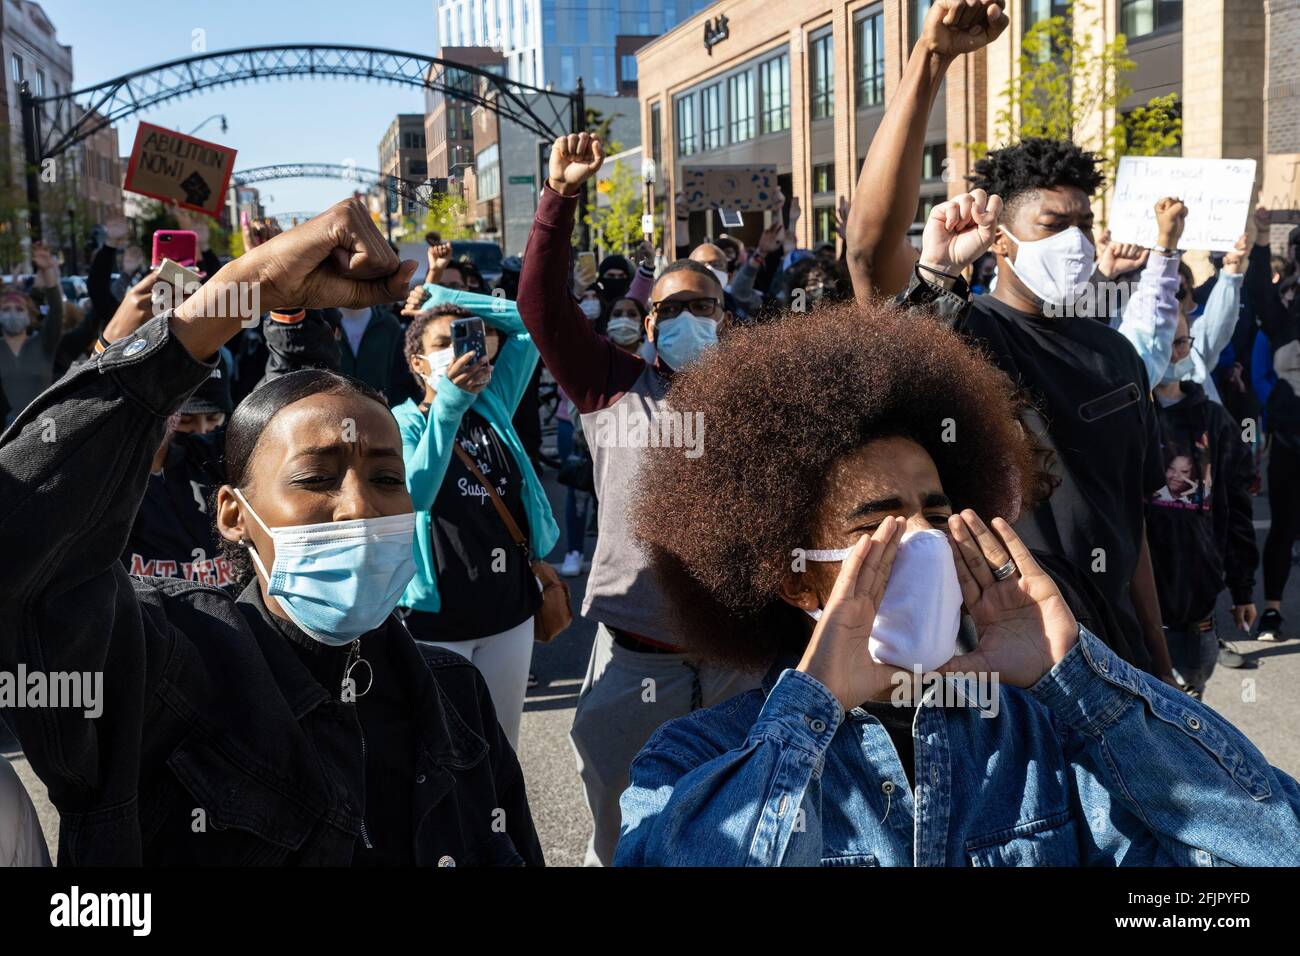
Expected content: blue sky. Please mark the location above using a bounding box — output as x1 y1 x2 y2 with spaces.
41 0 438 215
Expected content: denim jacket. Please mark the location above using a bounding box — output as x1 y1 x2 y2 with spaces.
616 627 1300 866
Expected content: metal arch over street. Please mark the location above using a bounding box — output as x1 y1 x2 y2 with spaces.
27 44 580 160
231 161 444 211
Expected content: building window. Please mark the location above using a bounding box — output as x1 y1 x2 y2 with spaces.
911 0 934 46
676 93 698 156
651 102 662 168
409 160 428 177
621 54 638 83
1023 0 1069 61
922 143 947 181
814 206 836 244
728 71 754 142
813 163 835 194
809 33 833 120
702 83 723 150
477 144 500 200
1119 0 1182 38
760 54 790 133
917 195 940 224
10 54 21 85
855 8 885 108
35 68 45 96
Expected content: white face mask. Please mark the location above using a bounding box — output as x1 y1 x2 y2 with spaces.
606 316 642 345
1004 226 1095 308
1159 354 1195 386
579 298 603 320
804 528 962 673
707 266 729 291
423 346 455 389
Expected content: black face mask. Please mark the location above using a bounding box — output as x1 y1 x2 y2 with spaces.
598 276 630 301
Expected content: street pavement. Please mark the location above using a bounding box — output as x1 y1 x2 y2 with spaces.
8 476 1300 866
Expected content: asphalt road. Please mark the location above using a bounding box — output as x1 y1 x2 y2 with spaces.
8 477 1300 866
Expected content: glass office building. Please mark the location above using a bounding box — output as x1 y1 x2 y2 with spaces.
436 0 715 94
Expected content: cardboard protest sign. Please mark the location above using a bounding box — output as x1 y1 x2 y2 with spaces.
1108 156 1256 252
680 166 781 212
123 122 237 219
1261 154 1300 225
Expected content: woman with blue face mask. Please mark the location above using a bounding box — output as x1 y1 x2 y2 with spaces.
616 302 1300 867
0 200 543 866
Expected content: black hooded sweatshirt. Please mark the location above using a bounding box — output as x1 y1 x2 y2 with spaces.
1146 381 1258 628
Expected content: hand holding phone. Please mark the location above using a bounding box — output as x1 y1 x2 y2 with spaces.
152 230 199 268
451 316 487 364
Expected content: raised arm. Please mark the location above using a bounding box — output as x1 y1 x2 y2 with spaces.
0 199 415 823
1195 236 1248 370
418 284 539 414
1114 199 1186 385
517 133 645 415
1247 207 1293 347
846 0 1008 303
29 242 63 359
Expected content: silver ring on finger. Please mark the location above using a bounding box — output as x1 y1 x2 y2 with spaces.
992 559 1017 581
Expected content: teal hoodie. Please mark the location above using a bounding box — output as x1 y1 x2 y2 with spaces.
395 284 559 613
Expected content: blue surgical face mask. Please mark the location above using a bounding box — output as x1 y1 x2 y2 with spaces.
1160 355 1195 385
235 489 416 646
654 315 718 370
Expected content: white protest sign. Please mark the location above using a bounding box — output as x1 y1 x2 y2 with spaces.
1108 156 1256 252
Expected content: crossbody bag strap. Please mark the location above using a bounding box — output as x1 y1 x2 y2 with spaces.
452 442 529 553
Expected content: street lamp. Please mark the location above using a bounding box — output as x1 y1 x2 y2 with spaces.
188 114 229 137
641 159 657 246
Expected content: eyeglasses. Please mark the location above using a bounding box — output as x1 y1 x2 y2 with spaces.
1172 335 1196 349
651 297 720 319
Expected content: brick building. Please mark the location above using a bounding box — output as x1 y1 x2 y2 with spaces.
638 0 1274 254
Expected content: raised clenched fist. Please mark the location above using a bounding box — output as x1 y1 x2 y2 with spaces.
548 132 605 197
921 0 1009 59
1154 197 1188 249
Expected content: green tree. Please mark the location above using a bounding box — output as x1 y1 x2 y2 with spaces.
583 143 657 257
966 2 1182 190
134 200 180 259
585 107 620 143
421 192 475 240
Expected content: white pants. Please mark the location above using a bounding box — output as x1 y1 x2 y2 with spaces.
423 616 534 750
1 756 50 866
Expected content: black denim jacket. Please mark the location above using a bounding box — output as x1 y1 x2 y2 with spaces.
0 314 543 866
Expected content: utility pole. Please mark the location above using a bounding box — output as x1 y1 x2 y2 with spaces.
19 80 43 244
571 77 590 250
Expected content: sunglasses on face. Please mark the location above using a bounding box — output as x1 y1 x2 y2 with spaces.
651 297 721 320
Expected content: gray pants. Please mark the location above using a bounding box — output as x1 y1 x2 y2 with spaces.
569 624 760 866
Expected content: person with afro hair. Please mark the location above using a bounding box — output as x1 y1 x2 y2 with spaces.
844 0 1177 684
614 300 1300 868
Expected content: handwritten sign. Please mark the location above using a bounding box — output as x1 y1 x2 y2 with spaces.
681 165 780 212
123 122 237 219
1261 154 1300 225
1108 156 1256 252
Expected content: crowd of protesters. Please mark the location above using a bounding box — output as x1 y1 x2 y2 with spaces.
2 0 1300 868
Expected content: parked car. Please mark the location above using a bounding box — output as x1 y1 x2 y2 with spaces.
449 240 504 287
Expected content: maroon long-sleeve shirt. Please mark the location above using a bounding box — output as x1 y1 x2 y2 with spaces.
519 186 648 414
519 184 680 645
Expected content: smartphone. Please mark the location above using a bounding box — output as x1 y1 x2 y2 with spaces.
155 258 202 291
451 316 487 364
152 229 198 267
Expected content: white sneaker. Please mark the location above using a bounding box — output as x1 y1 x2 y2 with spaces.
561 550 583 577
